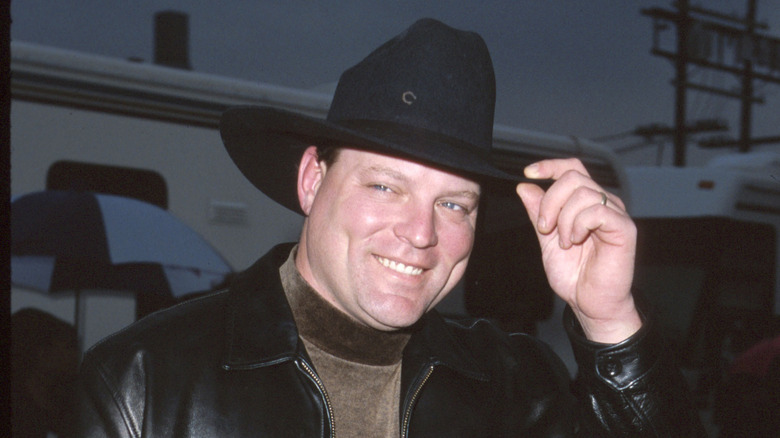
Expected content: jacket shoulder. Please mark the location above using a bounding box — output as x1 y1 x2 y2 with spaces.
84 290 230 366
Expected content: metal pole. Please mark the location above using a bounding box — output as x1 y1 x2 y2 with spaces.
739 0 757 153
674 0 690 166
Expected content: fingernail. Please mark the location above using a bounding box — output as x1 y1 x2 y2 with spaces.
525 163 540 178
538 216 546 230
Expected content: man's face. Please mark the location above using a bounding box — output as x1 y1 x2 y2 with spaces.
296 147 480 331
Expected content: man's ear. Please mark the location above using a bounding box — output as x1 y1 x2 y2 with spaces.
297 146 326 215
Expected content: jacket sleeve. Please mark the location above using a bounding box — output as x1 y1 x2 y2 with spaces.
563 306 707 437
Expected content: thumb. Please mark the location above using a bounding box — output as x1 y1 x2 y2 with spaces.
516 182 544 232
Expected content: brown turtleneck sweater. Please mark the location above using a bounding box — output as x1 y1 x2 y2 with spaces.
280 248 411 438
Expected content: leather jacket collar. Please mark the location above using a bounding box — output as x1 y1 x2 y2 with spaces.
219 243 488 382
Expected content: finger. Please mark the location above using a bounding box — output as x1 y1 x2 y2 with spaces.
569 203 636 248
555 185 631 246
597 190 627 212
524 158 627 211
555 185 604 248
524 158 591 181
535 168 600 234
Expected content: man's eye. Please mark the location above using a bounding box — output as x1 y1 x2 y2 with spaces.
372 184 393 192
440 201 466 212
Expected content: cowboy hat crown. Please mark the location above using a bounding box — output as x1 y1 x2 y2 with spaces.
220 18 518 213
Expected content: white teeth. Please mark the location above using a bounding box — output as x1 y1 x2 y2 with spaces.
376 256 423 275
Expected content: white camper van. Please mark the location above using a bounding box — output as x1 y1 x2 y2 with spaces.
10 41 628 352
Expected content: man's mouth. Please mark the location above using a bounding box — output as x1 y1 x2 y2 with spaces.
375 256 424 276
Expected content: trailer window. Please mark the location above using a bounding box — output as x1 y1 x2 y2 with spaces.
46 160 168 209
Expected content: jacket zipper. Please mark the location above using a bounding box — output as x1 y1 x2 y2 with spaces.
297 359 336 438
401 364 435 438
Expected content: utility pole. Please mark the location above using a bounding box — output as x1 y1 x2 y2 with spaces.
642 0 780 166
673 0 690 166
739 0 757 153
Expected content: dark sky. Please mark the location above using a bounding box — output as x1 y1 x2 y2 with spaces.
10 0 780 166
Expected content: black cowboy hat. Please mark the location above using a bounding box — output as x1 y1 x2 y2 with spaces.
220 18 524 214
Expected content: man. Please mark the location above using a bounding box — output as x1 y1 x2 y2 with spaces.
76 19 704 436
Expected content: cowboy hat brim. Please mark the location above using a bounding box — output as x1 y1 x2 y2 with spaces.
220 106 525 214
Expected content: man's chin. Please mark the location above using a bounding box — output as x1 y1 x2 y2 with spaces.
366 307 428 331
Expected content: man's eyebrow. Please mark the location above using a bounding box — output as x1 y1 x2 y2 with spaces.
362 165 480 200
446 190 480 200
361 165 409 182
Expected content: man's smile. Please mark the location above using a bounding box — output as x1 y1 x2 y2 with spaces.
374 255 424 276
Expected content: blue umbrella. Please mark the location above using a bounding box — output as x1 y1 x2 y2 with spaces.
11 190 233 331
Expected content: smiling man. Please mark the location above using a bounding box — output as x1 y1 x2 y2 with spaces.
296 147 480 331
76 18 704 437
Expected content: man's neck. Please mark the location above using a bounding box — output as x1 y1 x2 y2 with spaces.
279 247 410 365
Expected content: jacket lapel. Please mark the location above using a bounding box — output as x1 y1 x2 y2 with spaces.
402 312 490 386
221 243 302 369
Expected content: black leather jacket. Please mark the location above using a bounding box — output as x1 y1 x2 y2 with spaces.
76 243 704 437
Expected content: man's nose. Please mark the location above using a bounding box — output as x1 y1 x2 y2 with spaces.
393 204 438 248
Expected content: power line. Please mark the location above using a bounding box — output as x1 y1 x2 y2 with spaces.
642 0 780 166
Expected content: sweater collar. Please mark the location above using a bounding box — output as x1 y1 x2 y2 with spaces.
280 248 410 366
221 243 486 381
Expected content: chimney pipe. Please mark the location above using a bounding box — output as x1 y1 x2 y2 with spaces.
154 11 191 70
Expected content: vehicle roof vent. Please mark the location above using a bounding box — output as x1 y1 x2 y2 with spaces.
154 11 191 70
